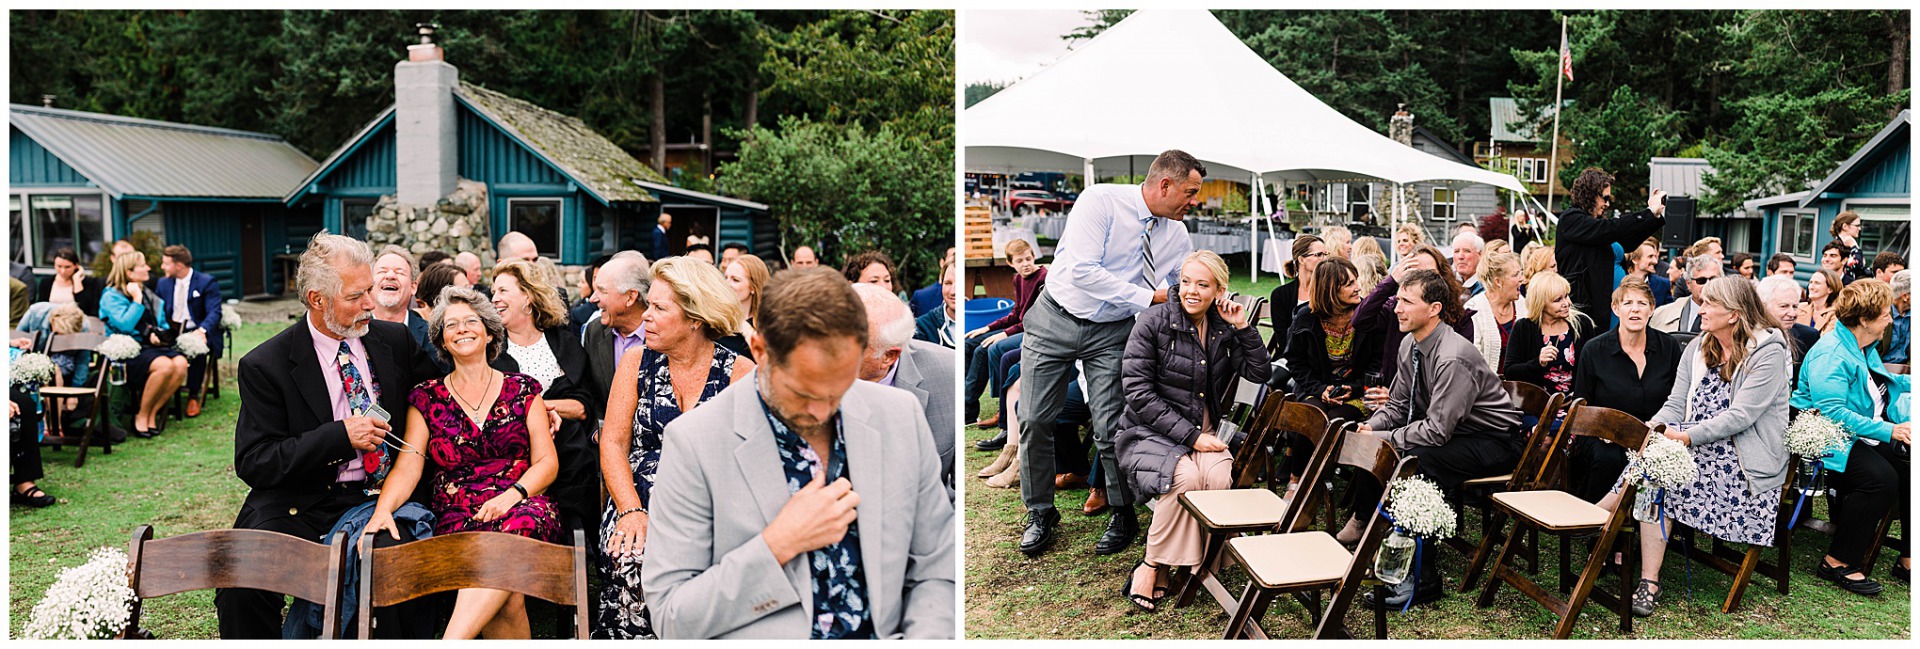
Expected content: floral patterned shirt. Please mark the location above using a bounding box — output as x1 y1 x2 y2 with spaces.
760 397 874 639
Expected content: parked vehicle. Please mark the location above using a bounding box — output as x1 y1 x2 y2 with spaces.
1006 189 1075 215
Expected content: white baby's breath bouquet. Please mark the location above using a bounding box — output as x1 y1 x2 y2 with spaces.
23 546 136 639
1785 412 1850 459
1627 433 1697 491
175 332 209 358
11 352 58 386
96 335 141 362
221 302 242 328
1385 475 1457 539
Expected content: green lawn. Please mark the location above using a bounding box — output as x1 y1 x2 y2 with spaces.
10 322 282 639
962 396 1911 639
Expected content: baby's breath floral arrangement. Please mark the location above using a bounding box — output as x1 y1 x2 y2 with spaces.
23 547 136 639
175 333 209 358
1785 412 1849 459
96 335 141 362
11 352 58 386
1385 475 1456 539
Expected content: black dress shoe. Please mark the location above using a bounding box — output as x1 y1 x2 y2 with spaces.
975 431 1009 452
1094 506 1138 555
1817 561 1884 595
1893 561 1910 584
1020 508 1060 557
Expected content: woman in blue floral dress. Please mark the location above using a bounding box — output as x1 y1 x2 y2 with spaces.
1601 277 1792 617
595 258 754 638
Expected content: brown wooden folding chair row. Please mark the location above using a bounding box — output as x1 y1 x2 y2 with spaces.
1171 398 1342 611
120 526 588 639
1219 430 1414 639
1473 400 1650 639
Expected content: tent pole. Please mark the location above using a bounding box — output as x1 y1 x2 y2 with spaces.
1391 183 1401 265
1249 172 1260 282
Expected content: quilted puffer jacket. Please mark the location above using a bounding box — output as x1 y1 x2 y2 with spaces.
1115 301 1271 498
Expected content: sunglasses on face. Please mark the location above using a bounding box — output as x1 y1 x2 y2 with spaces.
1690 276 1715 285
1600 194 1614 203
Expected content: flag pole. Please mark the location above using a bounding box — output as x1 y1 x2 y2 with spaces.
1546 15 1568 215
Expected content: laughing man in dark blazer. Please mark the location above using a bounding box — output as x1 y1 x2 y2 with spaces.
215 234 443 639
156 245 222 415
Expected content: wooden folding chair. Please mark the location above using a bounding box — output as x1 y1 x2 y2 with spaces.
357 530 590 639
122 525 350 639
1454 389 1570 589
1669 458 1796 612
1264 399 1342 532
1227 390 1287 489
1474 401 1650 638
1218 431 1413 639
37 333 112 467
1170 404 1341 610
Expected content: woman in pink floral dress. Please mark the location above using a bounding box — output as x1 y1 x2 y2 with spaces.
368 286 559 639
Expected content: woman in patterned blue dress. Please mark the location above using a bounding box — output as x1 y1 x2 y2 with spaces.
595 257 755 638
1600 277 1792 617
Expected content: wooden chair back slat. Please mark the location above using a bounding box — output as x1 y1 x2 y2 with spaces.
125 525 348 639
1502 381 1555 420
1313 455 1419 639
1229 393 1287 488
1278 420 1349 533
1563 401 1651 451
48 331 106 353
1274 401 1332 449
358 529 590 639
1335 428 1401 489
1508 393 1570 491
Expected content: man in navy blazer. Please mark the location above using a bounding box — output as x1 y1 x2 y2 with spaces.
158 245 222 416
653 212 673 260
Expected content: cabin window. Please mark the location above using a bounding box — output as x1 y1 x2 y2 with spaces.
30 194 106 267
342 200 377 242
508 198 563 258
1432 187 1457 222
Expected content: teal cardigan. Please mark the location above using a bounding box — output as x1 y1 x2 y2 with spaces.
1789 324 1912 472
99 286 165 337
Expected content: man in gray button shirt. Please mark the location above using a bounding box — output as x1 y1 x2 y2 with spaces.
1354 269 1523 608
1015 150 1201 559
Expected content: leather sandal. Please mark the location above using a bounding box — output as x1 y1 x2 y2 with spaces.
1630 579 1661 617
1122 561 1158 612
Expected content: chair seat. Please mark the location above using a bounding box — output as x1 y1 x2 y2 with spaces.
1492 490 1610 531
38 387 98 397
1182 489 1288 529
1228 531 1351 590
1464 473 1513 487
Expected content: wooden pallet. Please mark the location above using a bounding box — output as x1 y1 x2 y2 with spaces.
964 205 994 261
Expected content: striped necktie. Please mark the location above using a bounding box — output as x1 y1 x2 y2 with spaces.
1141 218 1157 289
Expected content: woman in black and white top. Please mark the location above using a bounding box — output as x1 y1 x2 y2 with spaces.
489 260 601 549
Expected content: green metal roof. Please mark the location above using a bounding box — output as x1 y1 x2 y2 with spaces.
9 104 317 199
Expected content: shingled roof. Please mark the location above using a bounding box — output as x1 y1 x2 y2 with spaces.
454 82 665 203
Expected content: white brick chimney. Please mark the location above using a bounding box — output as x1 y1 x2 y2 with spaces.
394 24 458 206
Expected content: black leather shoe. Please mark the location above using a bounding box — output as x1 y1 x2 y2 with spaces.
1893 561 1910 584
1020 508 1060 557
1817 561 1884 595
1094 506 1138 555
975 431 1009 452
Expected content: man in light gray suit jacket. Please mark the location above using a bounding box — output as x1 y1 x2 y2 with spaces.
643 269 955 639
852 283 957 489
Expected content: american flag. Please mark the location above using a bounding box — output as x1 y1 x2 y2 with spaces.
1559 29 1574 82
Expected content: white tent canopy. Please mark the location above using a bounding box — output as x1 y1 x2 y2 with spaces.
965 9 1527 194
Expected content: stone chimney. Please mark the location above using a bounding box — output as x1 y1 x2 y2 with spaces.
394 23 458 206
1390 103 1414 147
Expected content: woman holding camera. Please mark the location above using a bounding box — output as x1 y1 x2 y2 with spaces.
1114 251 1270 612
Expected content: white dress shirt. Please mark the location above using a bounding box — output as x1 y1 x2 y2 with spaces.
1046 184 1193 323
171 269 193 325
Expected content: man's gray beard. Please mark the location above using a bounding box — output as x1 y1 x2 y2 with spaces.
373 290 406 310
323 306 372 339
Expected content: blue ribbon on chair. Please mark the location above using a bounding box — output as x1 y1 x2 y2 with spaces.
1374 503 1421 613
1788 455 1828 530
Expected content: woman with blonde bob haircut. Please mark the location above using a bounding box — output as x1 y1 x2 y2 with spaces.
594 256 755 638
99 250 188 437
1503 271 1588 395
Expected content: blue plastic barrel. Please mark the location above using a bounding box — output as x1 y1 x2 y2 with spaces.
964 298 1013 331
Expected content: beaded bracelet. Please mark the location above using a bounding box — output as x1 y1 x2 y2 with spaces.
616 506 645 520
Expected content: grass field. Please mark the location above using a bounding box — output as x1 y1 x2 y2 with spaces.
10 322 281 639
962 396 1911 640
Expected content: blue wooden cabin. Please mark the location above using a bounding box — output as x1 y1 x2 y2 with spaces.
10 104 322 298
1745 109 1910 278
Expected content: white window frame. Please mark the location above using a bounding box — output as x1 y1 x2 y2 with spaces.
1347 183 1372 219
1431 187 1458 222
13 189 114 270
1519 159 1535 183
1778 208 1818 260
505 197 565 260
1841 198 1911 256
